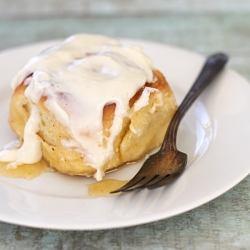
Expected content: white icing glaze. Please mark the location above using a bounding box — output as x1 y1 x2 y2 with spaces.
133 87 158 112
150 92 163 113
0 140 21 163
1 34 155 180
0 102 42 167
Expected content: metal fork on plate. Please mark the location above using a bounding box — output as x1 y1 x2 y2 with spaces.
111 53 228 194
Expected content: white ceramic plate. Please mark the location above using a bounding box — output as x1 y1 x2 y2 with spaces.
0 39 250 230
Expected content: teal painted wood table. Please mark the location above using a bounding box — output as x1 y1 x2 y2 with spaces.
0 1 250 249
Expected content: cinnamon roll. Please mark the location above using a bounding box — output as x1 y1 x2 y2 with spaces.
1 34 177 180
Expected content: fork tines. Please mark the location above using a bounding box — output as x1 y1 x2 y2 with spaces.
110 174 172 193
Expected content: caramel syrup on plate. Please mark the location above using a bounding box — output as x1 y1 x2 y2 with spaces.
0 159 127 196
0 159 49 179
88 179 128 197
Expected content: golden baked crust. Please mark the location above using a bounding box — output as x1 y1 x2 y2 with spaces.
9 69 177 177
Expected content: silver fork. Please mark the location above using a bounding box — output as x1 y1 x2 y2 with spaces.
111 53 228 194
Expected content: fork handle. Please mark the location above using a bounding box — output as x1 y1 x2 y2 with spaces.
161 53 229 151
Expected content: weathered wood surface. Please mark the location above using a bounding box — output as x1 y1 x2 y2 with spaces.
0 2 250 249
1 0 250 18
